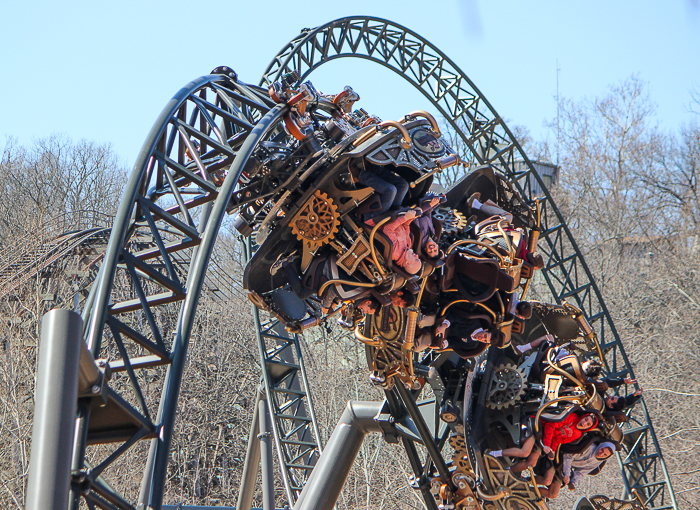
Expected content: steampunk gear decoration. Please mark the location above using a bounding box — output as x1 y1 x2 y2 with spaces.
291 189 342 270
434 206 468 234
486 363 527 410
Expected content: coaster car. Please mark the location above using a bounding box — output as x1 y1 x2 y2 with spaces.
237 74 545 387
230 73 642 510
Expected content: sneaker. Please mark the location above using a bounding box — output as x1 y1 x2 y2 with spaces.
466 192 481 211
369 371 386 385
270 252 298 275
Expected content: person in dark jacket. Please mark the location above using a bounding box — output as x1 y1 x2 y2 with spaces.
605 389 643 412
433 312 506 358
414 193 446 259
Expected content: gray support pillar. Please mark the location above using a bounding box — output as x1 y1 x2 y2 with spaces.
259 395 275 510
294 401 384 510
236 388 265 510
26 309 83 510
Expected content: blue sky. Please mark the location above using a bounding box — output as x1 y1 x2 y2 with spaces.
1 1 698 167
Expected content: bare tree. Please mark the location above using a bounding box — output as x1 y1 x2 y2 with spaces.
0 135 127 246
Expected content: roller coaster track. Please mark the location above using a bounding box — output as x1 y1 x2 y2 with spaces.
0 225 243 305
21 15 676 510
0 215 111 299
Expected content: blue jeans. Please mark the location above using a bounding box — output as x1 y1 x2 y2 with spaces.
358 167 409 219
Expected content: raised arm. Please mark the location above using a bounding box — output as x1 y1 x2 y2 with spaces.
383 209 419 235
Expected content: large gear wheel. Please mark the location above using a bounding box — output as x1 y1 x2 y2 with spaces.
290 190 340 249
485 362 527 410
433 206 467 235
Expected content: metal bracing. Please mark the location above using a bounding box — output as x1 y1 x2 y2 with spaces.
242 234 325 509
250 312 324 506
69 73 279 510
263 16 677 510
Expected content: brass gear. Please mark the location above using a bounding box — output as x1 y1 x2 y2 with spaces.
485 362 527 410
434 207 467 235
290 190 340 250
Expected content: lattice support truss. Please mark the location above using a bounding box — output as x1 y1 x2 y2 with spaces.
252 311 324 506
73 73 277 510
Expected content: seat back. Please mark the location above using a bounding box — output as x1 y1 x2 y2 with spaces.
355 193 383 219
541 354 586 385
609 424 624 443
512 315 526 334
477 226 525 290
336 234 372 275
498 313 515 346
587 392 605 413
451 253 503 303
541 374 563 404
323 255 374 302
520 260 535 280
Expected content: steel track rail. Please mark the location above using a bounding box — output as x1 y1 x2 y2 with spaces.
69 74 278 510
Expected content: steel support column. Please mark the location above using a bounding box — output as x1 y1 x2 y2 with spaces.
259 392 276 510
26 309 83 510
294 401 384 510
236 388 265 510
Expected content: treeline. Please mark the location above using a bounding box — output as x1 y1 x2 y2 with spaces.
0 76 698 509
0 134 127 246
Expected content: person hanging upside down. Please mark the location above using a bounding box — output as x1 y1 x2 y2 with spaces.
559 441 615 493
488 412 599 472
382 209 423 274
414 193 446 260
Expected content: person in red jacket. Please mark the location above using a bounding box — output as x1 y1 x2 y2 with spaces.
487 412 598 472
541 412 598 459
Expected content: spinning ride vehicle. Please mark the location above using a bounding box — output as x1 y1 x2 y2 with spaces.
239 71 542 384
223 72 645 509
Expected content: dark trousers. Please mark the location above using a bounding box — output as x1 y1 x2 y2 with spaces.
358 166 409 219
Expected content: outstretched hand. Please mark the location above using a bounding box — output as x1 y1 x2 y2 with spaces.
404 209 418 221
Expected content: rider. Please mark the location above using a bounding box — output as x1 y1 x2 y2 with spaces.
488 412 599 472
382 209 423 274
414 192 446 260
359 162 409 224
561 441 615 491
